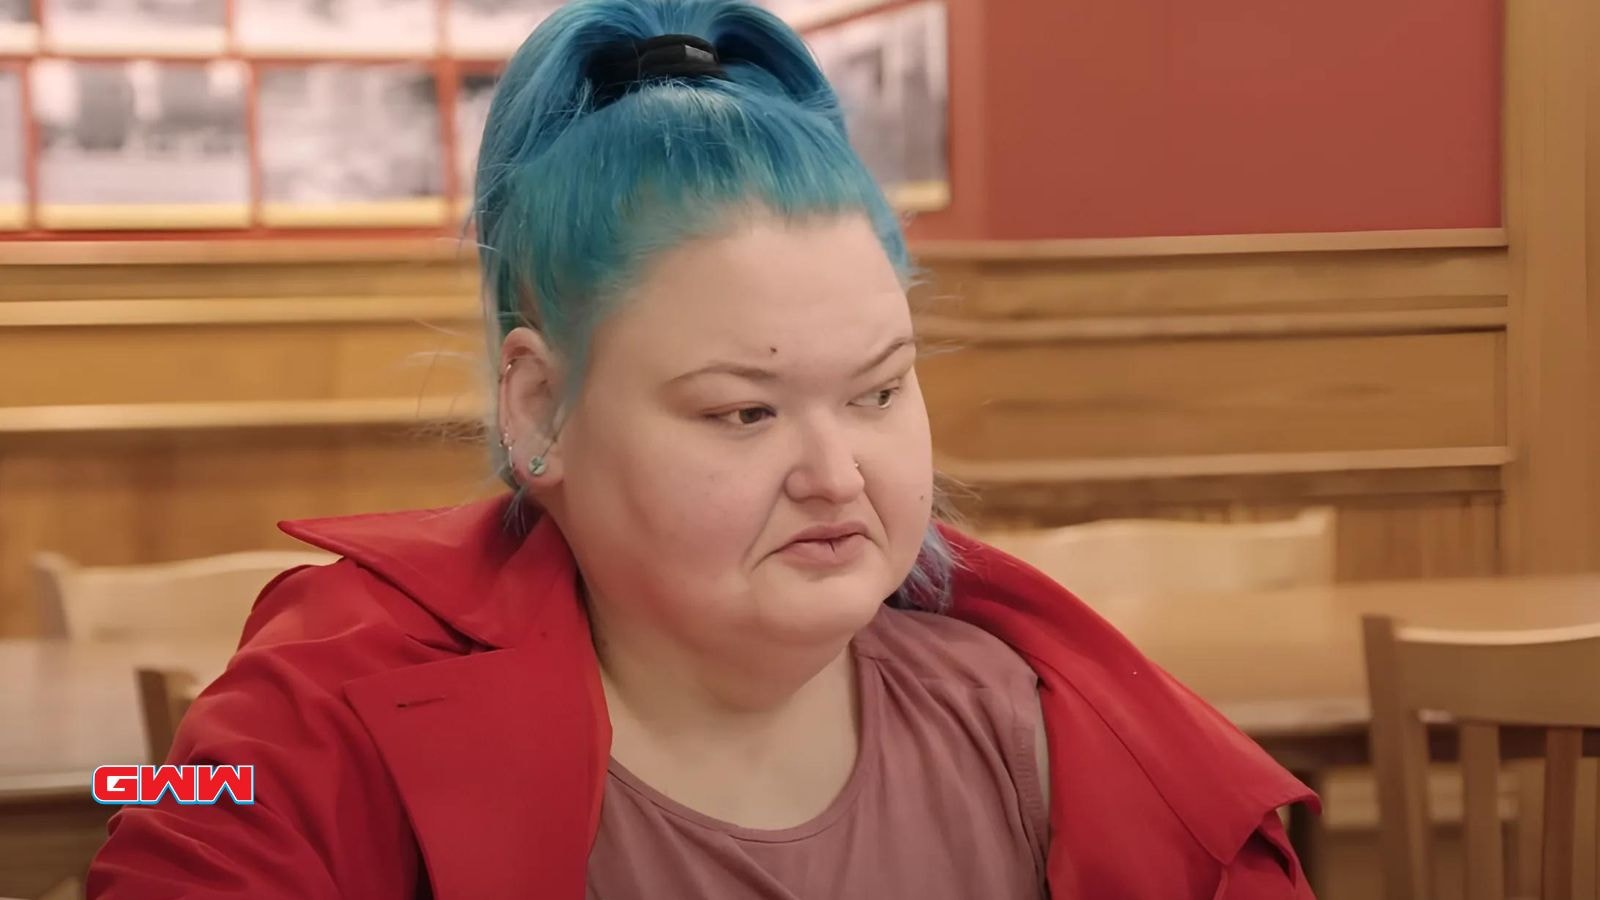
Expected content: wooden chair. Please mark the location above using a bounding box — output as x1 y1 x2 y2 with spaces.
33 550 333 642
981 507 1337 605
137 667 200 764
1363 615 1600 900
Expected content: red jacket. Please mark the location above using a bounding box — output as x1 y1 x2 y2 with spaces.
88 497 1317 898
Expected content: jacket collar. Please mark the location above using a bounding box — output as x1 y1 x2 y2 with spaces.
279 496 558 650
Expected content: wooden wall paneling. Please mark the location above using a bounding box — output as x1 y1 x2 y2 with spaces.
945 452 1504 520
0 254 478 304
911 233 1512 587
0 322 478 406
1329 493 1503 581
0 262 477 303
0 428 494 636
0 250 498 636
0 232 1517 633
914 238 1508 321
950 463 1503 584
0 293 485 406
918 331 1504 460
1502 0 1599 573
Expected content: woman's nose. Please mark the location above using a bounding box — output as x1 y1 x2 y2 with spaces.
784 426 864 505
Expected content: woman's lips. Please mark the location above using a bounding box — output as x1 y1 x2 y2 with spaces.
777 533 867 568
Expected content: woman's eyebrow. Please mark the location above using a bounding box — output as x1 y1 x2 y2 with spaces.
851 334 919 377
666 334 918 386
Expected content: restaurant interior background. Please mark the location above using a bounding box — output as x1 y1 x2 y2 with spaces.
3 0 1600 897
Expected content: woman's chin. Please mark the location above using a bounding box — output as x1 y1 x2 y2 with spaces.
750 572 896 642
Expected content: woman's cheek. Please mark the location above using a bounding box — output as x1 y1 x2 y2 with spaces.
888 476 935 556
874 440 935 556
659 467 767 548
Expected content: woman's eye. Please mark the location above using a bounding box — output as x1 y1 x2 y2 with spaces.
712 406 775 427
852 385 902 410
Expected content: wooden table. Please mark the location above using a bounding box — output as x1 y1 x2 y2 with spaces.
0 639 232 897
1104 573 1600 769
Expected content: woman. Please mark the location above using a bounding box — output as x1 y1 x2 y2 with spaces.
88 1 1316 897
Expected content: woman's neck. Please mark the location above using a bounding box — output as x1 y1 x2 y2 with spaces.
588 599 863 828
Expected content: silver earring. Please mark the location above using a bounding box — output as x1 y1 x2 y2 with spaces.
528 456 548 477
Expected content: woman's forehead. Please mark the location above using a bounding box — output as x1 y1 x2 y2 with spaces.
597 215 911 367
612 289 915 385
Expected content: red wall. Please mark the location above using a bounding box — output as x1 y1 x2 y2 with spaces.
908 0 1503 241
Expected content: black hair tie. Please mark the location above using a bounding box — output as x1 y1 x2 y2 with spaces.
587 33 729 107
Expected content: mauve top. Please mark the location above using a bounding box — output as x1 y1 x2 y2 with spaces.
584 606 1051 899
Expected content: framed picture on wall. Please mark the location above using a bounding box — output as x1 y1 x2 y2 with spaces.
0 66 25 228
453 69 496 216
447 0 558 59
808 1 949 211
257 63 446 226
0 0 39 53
42 0 225 55
31 59 250 228
237 0 437 56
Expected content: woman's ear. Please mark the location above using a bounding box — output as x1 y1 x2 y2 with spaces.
498 326 568 488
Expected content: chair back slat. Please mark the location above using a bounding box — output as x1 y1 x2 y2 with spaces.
1365 615 1437 899
1461 722 1506 900
1513 760 1546 899
1593 772 1600 900
136 667 199 764
1542 728 1583 900
1510 755 1548 896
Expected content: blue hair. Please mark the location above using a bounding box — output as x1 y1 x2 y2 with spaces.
474 0 955 611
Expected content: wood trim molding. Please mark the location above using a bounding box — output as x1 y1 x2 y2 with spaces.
0 228 1509 269
0 296 480 327
916 308 1508 344
0 238 474 267
936 446 1513 486
946 456 1505 518
914 228 1510 262
0 398 486 436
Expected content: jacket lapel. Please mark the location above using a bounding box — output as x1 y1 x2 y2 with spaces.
346 644 609 900
286 504 613 899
